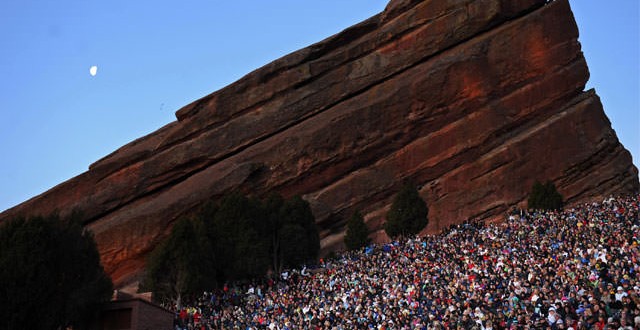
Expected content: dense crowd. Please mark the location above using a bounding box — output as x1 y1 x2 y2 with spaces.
172 195 639 329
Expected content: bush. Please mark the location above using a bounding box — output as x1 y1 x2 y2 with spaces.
0 214 113 329
528 180 563 210
344 211 370 251
384 183 428 238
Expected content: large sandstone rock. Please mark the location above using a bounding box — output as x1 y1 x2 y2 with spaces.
1 0 637 286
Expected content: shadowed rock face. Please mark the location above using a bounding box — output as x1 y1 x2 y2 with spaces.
1 0 637 286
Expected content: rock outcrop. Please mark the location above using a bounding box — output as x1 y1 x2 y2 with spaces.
1 0 637 286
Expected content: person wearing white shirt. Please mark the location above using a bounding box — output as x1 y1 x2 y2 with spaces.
615 286 628 301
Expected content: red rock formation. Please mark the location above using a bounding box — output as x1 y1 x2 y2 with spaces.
1 0 637 286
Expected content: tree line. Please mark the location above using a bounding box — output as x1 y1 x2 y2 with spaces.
140 192 320 307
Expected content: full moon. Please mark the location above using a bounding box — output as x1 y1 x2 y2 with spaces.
89 65 98 76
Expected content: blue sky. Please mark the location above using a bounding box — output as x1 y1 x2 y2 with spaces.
0 1 638 212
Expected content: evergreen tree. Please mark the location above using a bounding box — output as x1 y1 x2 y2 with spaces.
261 193 286 273
145 191 321 289
384 183 428 238
278 196 320 268
344 211 370 251
528 180 563 210
208 192 270 281
0 214 113 329
258 194 320 273
141 217 215 308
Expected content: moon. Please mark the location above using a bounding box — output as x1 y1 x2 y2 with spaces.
89 65 98 77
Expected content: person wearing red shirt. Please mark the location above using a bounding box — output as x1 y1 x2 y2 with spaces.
178 309 188 328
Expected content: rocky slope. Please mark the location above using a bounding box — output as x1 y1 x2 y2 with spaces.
1 0 637 286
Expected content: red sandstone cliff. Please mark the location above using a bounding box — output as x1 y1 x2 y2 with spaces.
1 0 637 286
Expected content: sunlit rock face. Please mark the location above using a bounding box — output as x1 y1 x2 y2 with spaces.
1 0 637 286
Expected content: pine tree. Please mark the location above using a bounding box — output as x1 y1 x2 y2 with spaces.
261 193 286 273
208 192 269 281
144 191 322 289
141 217 216 308
0 214 113 329
384 183 428 239
528 180 563 210
278 196 320 268
344 211 370 251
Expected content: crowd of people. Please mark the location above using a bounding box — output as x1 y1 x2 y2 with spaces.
171 195 639 329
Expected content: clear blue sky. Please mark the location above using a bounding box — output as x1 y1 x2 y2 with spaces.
0 1 638 212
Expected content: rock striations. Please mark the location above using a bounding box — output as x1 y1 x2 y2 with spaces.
1 0 637 286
